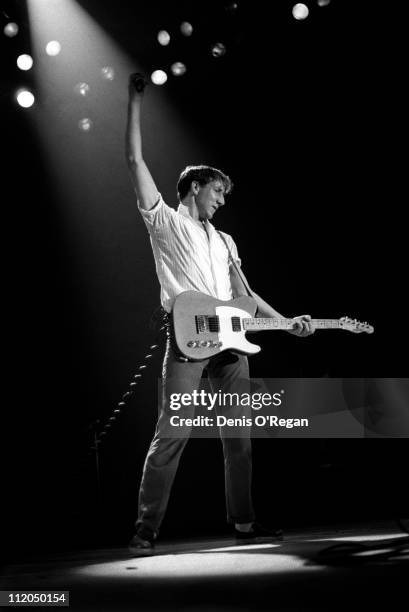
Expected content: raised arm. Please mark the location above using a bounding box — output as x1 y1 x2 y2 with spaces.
125 73 159 211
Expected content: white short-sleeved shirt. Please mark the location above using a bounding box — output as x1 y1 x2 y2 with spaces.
139 195 241 312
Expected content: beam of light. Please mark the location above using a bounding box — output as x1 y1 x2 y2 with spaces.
205 543 280 552
25 0 204 386
310 533 409 543
16 89 35 108
4 22 19 37
17 54 34 71
76 551 322 578
292 3 309 20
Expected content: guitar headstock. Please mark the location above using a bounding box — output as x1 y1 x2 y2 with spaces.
339 316 374 334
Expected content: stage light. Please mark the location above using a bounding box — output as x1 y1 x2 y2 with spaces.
180 22 193 37
317 0 331 5
225 2 239 13
170 62 186 76
17 54 34 71
157 30 170 46
101 66 115 80
16 90 35 108
211 43 226 58
74 82 90 96
151 69 167 85
78 118 93 131
45 40 61 56
292 3 309 20
4 22 19 37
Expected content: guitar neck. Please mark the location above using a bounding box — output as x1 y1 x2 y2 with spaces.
243 318 342 331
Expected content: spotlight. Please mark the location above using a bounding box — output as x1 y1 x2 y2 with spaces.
170 62 186 76
211 42 226 58
16 90 35 108
45 40 61 56
151 69 168 85
74 82 90 96
101 66 115 81
4 22 19 38
292 3 309 20
317 0 331 5
17 54 33 71
180 22 193 37
78 118 93 131
225 2 239 13
157 30 170 46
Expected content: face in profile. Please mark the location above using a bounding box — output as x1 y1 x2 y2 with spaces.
194 180 226 220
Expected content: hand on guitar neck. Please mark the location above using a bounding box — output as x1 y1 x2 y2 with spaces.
287 314 314 337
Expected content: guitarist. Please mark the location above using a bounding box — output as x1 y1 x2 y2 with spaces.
126 73 314 554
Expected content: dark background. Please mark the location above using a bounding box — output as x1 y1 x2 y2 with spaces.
2 0 407 560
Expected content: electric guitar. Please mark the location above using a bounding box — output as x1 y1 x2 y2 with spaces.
172 291 374 361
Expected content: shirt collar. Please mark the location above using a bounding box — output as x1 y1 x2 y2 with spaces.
177 203 214 232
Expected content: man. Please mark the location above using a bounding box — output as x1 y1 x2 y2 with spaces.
126 73 314 554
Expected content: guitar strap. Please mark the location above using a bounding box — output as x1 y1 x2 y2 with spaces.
217 230 255 299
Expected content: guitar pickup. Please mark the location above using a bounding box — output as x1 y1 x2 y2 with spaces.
195 315 207 333
195 315 220 333
231 317 241 332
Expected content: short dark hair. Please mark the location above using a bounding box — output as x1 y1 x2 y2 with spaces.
177 165 233 201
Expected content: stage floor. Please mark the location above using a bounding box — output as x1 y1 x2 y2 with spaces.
1 521 408 611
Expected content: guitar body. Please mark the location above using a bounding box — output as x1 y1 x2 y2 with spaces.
172 291 260 361
172 291 374 361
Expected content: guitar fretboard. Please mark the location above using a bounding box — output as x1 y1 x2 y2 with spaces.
243 318 341 331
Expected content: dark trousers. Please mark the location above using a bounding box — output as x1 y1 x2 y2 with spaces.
136 339 255 535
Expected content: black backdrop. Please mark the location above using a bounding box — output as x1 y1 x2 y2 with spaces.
2 0 407 558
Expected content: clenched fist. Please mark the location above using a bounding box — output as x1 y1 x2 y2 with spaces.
129 72 148 95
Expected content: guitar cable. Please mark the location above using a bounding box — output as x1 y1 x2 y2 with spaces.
88 307 168 453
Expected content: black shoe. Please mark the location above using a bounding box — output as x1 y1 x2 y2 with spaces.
234 522 283 541
128 526 156 556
